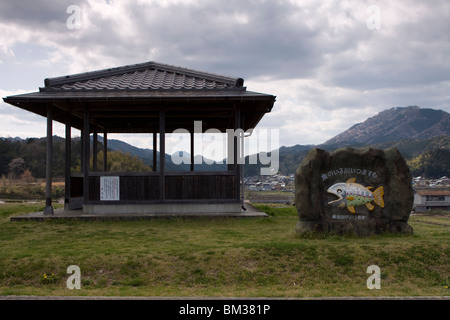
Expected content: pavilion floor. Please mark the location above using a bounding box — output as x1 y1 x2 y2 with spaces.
10 202 267 221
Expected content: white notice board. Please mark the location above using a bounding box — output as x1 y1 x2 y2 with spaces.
100 176 120 201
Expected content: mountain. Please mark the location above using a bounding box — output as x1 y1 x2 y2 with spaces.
101 138 223 172
168 151 226 171
323 106 450 145
266 134 450 176
247 106 450 178
100 137 153 161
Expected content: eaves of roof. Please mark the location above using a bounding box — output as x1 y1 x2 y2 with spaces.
4 89 275 103
416 190 450 196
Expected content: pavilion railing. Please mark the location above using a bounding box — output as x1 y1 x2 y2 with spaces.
70 171 238 203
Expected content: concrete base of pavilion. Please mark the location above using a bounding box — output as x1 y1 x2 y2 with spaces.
10 201 268 221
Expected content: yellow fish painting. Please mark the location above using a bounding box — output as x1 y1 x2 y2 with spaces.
327 178 384 213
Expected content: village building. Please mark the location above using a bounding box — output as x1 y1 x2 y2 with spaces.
3 61 276 216
414 189 450 212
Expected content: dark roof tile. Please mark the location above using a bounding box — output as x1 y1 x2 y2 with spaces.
43 61 244 92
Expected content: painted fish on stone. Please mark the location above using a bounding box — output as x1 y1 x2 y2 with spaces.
327 177 384 213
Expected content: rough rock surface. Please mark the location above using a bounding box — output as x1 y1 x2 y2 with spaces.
295 147 413 235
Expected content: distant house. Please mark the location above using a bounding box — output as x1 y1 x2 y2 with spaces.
414 190 450 212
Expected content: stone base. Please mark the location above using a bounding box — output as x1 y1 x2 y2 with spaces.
43 205 54 215
296 219 413 236
82 203 243 215
10 202 268 221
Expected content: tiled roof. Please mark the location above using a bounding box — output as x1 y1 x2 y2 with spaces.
4 61 275 132
42 61 245 92
416 190 450 196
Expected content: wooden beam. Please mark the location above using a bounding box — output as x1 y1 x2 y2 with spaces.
103 131 108 172
93 126 98 172
159 111 165 200
153 132 157 172
83 104 90 203
64 118 71 210
80 125 84 172
234 106 241 202
44 105 54 215
240 114 245 209
190 130 194 172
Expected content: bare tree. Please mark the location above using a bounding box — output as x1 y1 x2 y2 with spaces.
8 158 27 179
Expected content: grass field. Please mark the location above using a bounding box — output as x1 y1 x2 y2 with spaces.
0 201 448 297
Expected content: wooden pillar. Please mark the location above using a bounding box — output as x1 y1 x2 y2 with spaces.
234 107 241 202
103 131 108 172
159 111 165 200
190 130 194 172
83 105 90 203
64 119 71 210
240 115 245 209
227 130 234 171
93 127 98 172
43 105 54 215
153 132 157 172
80 128 84 172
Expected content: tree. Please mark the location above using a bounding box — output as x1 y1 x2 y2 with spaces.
74 150 151 172
102 150 151 172
8 158 27 178
21 168 34 183
407 149 450 178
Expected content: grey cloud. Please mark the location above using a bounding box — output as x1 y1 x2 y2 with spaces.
0 0 87 28
320 1 450 91
4 0 450 91
56 0 328 80
2 0 449 142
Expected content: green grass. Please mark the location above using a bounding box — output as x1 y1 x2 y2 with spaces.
0 201 448 297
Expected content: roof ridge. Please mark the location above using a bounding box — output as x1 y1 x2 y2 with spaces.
44 61 155 87
44 61 243 89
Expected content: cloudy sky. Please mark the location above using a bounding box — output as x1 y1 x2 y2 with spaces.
1 0 450 154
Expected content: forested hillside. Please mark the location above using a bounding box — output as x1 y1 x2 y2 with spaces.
1 134 449 179
0 137 150 179
244 135 450 178
407 148 450 178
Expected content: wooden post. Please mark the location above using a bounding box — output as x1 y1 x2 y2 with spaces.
190 130 194 172
159 111 165 200
227 130 234 171
80 127 84 173
83 105 90 204
153 132 157 172
64 119 71 210
43 105 54 215
103 131 108 172
234 107 241 202
240 115 245 209
93 127 98 172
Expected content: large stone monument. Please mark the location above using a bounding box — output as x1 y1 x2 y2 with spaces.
295 147 413 235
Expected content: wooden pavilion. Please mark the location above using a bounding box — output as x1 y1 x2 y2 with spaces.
3 62 276 215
